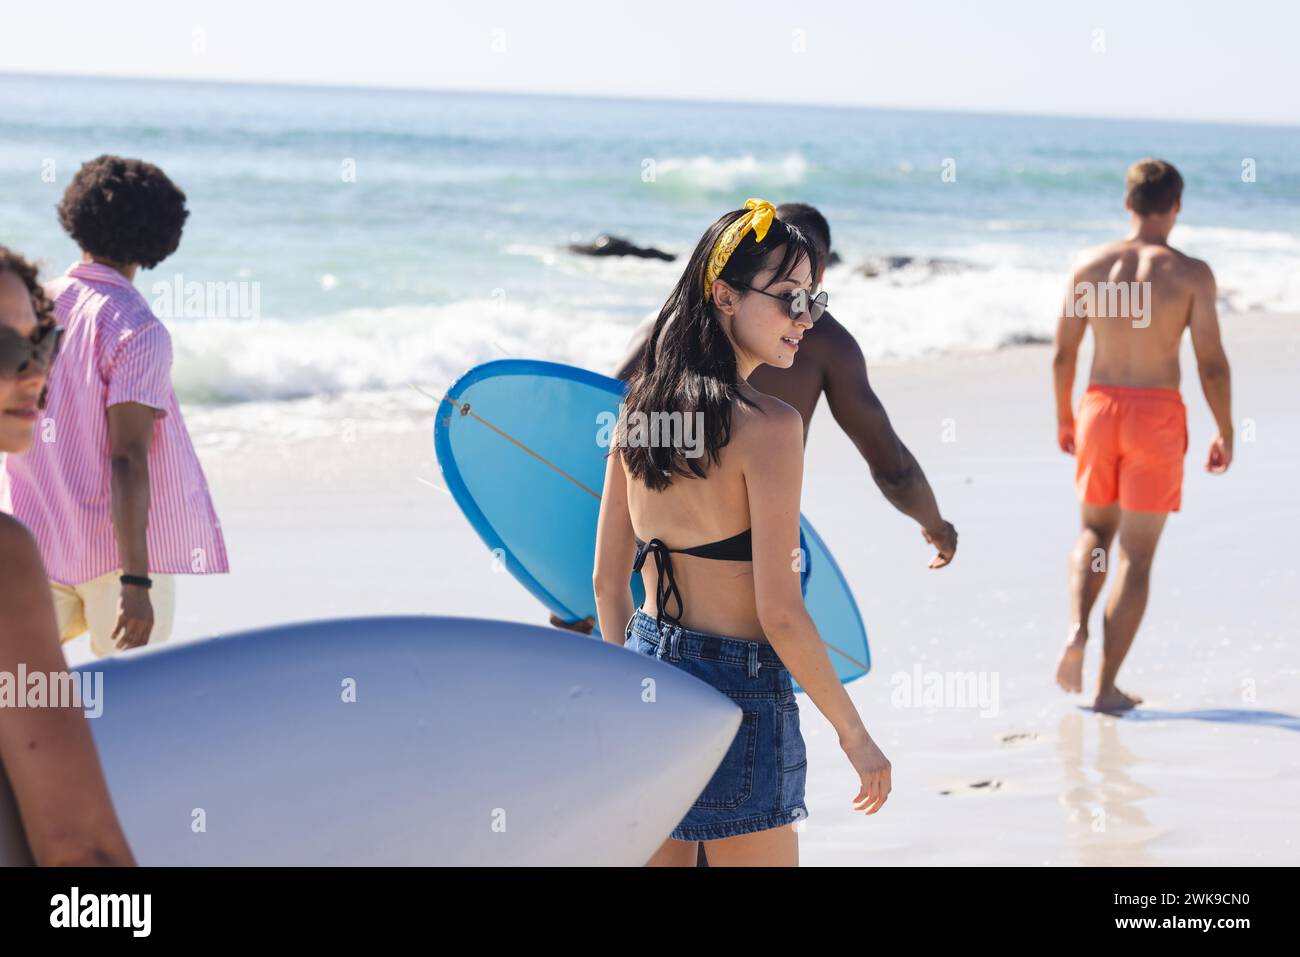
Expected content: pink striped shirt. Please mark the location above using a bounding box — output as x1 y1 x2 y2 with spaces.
0 262 228 586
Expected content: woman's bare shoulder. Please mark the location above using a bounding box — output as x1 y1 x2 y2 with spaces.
732 390 803 448
0 514 46 587
0 515 57 665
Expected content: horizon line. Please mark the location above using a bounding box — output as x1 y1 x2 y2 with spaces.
3 69 1297 132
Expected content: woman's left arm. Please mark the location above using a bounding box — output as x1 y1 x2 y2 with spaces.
0 516 136 865
592 448 636 645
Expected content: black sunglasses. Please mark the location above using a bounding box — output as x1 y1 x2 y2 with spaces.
732 284 828 323
0 323 63 379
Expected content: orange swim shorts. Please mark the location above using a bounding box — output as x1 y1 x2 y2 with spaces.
1075 385 1188 513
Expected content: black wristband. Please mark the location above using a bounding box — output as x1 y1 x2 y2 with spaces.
120 574 153 589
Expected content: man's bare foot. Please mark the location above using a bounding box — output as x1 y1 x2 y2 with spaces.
1092 687 1143 714
549 613 595 635
1055 630 1087 693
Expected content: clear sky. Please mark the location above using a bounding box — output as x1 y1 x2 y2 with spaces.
3 0 1296 125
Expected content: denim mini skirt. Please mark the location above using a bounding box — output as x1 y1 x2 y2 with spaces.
625 608 809 842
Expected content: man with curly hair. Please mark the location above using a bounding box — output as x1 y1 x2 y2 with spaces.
1 156 228 658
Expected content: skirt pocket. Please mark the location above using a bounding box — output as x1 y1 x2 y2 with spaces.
692 709 759 810
778 698 808 812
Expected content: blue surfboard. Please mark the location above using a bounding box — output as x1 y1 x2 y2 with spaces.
434 359 870 684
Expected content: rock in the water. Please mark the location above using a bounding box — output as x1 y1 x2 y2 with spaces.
567 234 676 261
999 332 1052 348
854 255 970 278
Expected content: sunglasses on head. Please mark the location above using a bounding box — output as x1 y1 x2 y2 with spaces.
731 283 828 324
0 323 63 379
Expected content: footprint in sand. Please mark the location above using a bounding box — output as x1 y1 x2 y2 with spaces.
1000 732 1039 745
939 780 1004 796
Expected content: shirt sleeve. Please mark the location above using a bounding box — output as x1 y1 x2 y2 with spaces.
106 321 174 415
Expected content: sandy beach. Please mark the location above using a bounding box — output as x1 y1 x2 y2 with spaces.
61 310 1299 866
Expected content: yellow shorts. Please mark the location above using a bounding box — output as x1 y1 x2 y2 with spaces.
51 570 176 659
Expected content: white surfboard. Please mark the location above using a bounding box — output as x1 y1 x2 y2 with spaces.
0 616 740 866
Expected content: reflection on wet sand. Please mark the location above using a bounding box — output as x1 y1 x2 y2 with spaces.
1056 713 1161 866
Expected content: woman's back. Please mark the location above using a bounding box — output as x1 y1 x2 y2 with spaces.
623 388 790 642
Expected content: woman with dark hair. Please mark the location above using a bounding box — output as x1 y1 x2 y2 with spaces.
593 200 890 866
0 246 135 865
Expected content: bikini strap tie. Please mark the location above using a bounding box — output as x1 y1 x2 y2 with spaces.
632 538 684 634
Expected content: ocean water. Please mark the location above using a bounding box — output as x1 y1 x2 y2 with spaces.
1 73 1296 446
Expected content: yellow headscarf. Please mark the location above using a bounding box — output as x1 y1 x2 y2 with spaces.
703 198 777 301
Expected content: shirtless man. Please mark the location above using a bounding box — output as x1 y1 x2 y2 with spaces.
615 203 958 566
1052 159 1233 713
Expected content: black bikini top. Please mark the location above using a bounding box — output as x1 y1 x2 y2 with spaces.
632 529 753 630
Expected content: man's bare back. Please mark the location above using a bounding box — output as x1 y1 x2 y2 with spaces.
1070 237 1215 390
